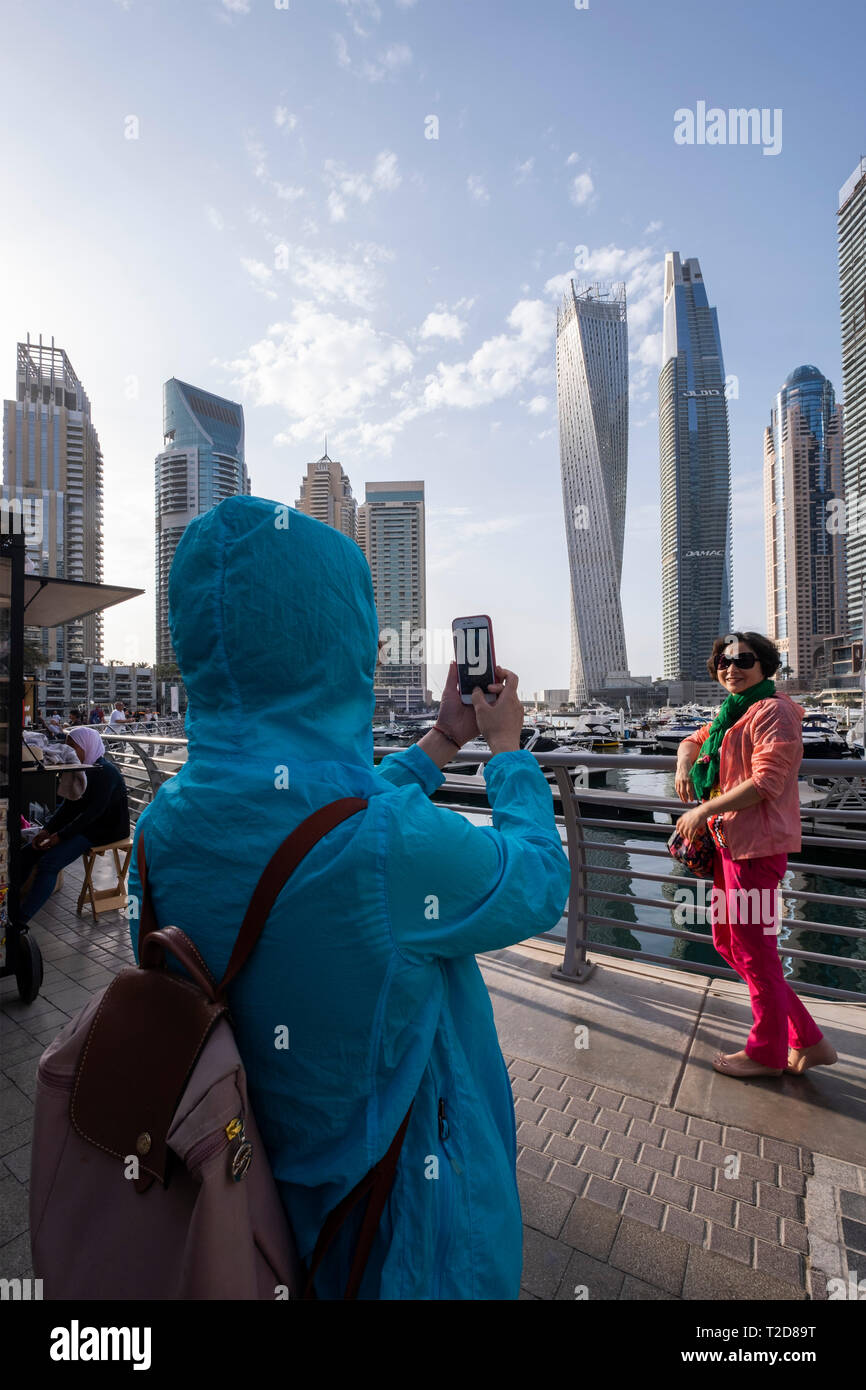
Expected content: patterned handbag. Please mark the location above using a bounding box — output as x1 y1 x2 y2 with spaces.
667 823 716 879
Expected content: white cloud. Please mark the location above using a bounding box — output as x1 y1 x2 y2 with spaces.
419 311 466 341
570 171 595 206
335 32 412 80
228 303 414 445
422 299 553 412
274 107 298 131
205 205 224 232
526 395 549 414
515 157 535 183
324 151 400 221
286 242 394 310
467 175 490 204
273 182 305 202
221 0 250 11
643 219 662 235
246 132 306 207
566 151 580 165
241 257 273 284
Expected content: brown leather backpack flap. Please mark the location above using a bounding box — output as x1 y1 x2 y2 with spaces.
71 968 226 1185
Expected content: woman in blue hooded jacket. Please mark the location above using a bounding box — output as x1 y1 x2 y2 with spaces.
128 495 570 1299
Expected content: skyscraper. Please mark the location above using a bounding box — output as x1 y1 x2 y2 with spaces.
659 253 732 680
2 336 104 661
358 481 427 711
155 378 249 666
295 449 357 539
838 157 866 637
556 281 629 705
764 366 847 684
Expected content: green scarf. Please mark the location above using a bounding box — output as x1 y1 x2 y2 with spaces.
690 678 776 801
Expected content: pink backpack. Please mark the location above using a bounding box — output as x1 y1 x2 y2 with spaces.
29 797 412 1300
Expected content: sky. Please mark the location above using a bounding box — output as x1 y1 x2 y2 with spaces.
0 0 862 699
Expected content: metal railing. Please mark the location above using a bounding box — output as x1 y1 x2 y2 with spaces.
102 736 866 1004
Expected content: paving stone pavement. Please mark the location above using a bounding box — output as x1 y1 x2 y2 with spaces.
0 857 855 1300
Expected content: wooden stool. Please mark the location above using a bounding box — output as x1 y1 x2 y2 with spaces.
76 838 133 921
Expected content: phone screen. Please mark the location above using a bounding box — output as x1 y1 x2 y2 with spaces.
453 620 495 699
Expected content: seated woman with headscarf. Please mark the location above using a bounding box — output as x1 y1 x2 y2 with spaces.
19 726 130 923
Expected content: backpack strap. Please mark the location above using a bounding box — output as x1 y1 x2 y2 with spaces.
303 1102 414 1301
217 797 368 994
135 797 368 989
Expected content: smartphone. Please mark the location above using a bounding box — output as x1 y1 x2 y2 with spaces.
452 615 497 705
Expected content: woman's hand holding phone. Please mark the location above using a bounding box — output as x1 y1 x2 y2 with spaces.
472 667 523 755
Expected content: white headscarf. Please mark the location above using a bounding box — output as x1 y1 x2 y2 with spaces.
67 726 105 764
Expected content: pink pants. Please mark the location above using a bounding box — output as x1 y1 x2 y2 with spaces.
711 848 823 1069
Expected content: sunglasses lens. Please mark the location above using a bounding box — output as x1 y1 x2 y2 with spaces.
718 653 756 671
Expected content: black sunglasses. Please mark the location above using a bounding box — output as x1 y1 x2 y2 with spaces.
716 652 757 671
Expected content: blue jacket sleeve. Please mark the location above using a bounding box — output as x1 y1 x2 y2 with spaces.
374 742 445 795
384 750 570 960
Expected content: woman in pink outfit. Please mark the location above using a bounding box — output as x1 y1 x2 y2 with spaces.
675 632 837 1080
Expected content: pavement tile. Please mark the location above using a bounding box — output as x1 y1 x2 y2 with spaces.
548 1163 588 1197
753 1239 805 1288
758 1184 804 1221
585 1176 626 1212
517 1170 575 1239
556 1248 625 1301
724 1126 761 1155
761 1137 801 1167
683 1247 805 1301
781 1219 809 1253
558 1076 594 1100
627 1117 664 1147
612 1159 654 1195
516 1121 550 1151
692 1187 736 1225
652 1173 692 1209
596 1107 630 1135
564 1096 601 1124
675 1155 716 1187
621 1096 653 1120
0 1175 30 1244
545 1133 583 1165
637 1143 677 1177
618 1275 678 1300
3 1144 30 1184
661 1129 700 1160
0 1088 32 1132
736 1201 779 1243
663 1206 707 1246
514 1097 545 1125
579 1146 618 1179
841 1190 866 1223
517 1148 553 1181
778 1167 806 1196
601 1131 641 1163
511 1077 542 1102
733 1152 777 1184
521 1228 572 1300
572 1119 607 1148
608 1216 689 1296
537 1086 569 1112
714 1171 757 1205
562 1194 622 1258
589 1087 622 1110
686 1116 722 1142
508 1059 537 1080
622 1191 664 1229
708 1223 752 1266
541 1109 576 1137
534 1068 565 1089
653 1107 688 1133
0 1232 33 1280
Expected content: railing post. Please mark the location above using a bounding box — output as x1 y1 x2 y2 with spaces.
551 766 596 984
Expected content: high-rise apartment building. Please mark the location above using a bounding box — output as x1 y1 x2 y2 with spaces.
295 450 357 539
838 157 866 637
358 481 427 711
556 280 629 705
659 253 732 680
764 366 847 683
2 336 104 661
155 378 249 667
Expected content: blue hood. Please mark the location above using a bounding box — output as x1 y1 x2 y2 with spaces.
168 496 378 765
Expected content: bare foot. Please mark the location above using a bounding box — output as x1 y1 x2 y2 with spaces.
712 1049 783 1078
786 1038 838 1074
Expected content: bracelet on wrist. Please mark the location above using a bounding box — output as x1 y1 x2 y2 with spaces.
432 724 461 753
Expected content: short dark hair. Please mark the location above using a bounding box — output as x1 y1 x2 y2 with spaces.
706 631 781 681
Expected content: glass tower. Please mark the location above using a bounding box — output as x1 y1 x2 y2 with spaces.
838 157 866 638
764 366 846 684
357 481 427 713
659 253 732 681
556 280 629 705
154 378 249 666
